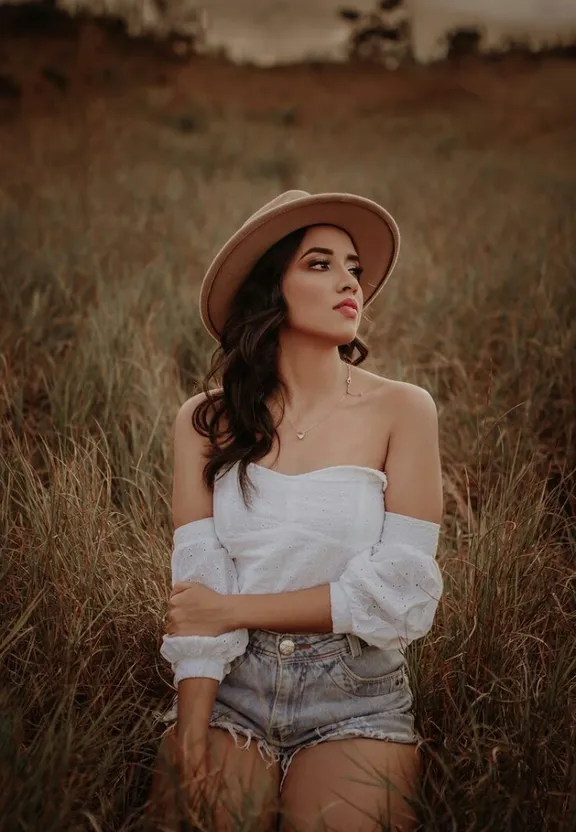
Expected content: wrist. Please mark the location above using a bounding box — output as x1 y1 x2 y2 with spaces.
227 592 272 630
225 593 246 631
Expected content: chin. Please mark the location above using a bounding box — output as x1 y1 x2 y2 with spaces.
294 320 358 343
331 327 359 346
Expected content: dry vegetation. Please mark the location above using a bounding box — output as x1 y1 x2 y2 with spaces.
0 11 575 831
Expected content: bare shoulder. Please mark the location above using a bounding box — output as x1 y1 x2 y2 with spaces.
353 366 438 424
174 387 223 434
171 387 223 528
354 371 442 521
384 379 438 425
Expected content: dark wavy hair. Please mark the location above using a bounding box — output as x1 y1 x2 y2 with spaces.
192 224 369 509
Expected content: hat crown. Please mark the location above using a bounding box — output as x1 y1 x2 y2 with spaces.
244 190 311 227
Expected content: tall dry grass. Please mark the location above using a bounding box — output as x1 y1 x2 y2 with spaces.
0 38 575 830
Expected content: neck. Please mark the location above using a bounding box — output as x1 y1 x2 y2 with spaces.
274 329 347 414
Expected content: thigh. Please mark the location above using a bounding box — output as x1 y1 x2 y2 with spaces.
149 724 281 832
279 738 423 832
206 725 281 827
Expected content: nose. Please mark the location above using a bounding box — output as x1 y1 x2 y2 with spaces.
337 270 361 293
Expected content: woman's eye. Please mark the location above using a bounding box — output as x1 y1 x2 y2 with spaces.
309 259 363 279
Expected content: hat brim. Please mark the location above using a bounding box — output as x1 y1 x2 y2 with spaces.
199 192 400 342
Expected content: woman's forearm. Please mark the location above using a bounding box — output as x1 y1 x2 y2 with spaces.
229 584 333 633
177 677 219 745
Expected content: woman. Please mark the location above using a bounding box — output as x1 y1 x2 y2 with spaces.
150 190 444 832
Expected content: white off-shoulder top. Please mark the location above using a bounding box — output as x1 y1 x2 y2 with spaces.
160 462 444 685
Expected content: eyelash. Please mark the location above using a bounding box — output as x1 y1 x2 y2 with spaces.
309 258 364 279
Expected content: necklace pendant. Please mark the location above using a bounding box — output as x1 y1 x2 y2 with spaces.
296 432 306 440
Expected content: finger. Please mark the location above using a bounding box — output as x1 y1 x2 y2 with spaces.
172 582 193 595
166 619 177 636
168 596 185 612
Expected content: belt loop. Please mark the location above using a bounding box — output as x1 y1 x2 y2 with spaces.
345 633 362 658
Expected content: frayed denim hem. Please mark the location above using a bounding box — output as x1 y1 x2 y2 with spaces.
208 715 282 770
208 716 422 794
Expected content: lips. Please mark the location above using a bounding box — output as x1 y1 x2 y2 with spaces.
334 299 359 312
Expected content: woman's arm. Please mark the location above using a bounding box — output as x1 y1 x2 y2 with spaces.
163 392 247 744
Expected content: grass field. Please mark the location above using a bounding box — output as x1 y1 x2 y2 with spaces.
1 13 575 831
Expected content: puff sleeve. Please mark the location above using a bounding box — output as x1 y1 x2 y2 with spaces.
160 517 249 684
329 511 443 651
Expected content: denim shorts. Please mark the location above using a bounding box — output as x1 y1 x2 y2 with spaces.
157 628 423 792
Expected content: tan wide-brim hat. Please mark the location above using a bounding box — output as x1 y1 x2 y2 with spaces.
199 189 401 343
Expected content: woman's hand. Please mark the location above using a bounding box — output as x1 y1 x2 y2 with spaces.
165 582 233 637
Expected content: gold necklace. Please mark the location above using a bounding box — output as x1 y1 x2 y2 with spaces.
283 362 363 441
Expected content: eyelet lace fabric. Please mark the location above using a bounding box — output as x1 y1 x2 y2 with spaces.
160 463 443 684
160 517 249 684
329 510 443 650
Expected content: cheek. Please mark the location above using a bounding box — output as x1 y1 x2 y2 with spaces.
284 278 328 323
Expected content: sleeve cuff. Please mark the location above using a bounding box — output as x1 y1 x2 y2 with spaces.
330 582 354 634
173 657 226 684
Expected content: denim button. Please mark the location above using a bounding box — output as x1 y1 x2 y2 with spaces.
279 638 295 656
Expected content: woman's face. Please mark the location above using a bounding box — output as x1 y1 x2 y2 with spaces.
281 225 363 343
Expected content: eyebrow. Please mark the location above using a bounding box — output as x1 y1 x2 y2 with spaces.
299 246 360 264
